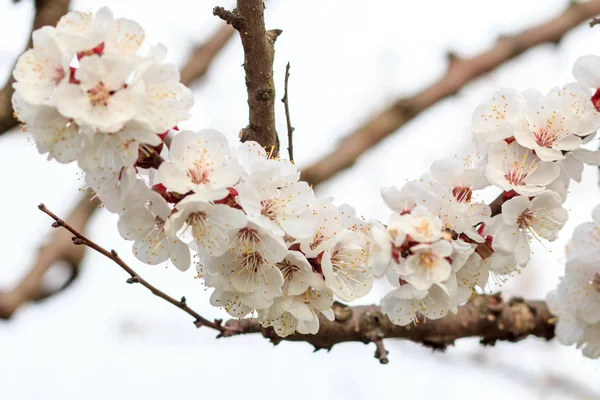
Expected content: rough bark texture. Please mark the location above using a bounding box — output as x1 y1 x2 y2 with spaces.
222 294 555 363
0 0 71 135
299 1 600 187
214 0 281 154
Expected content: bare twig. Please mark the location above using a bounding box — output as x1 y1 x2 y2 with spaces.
221 294 555 363
179 24 235 87
38 203 237 334
0 192 98 319
281 62 295 162
300 1 600 187
0 0 71 136
214 0 281 154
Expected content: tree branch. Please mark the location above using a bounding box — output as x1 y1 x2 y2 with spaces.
179 24 235 87
0 191 98 319
37 204 238 334
299 1 600 187
221 294 555 363
0 0 71 136
214 0 281 154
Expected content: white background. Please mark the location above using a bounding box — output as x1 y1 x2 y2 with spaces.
1 0 599 399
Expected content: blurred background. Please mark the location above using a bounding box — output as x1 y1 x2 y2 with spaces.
1 0 600 399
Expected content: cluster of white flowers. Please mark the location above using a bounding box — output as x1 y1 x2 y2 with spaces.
12 7 600 353
547 206 600 359
12 7 193 174
370 56 600 329
12 8 375 338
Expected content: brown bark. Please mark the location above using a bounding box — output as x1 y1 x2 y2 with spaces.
222 294 555 363
299 1 600 187
214 0 281 154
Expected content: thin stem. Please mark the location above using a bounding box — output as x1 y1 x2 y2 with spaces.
38 203 237 335
282 62 295 162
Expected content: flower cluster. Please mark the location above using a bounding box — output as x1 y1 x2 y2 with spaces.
369 159 492 325
547 205 600 359
370 57 600 326
12 8 375 338
12 7 193 174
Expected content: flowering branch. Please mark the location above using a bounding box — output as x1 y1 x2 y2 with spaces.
0 16 236 320
37 203 237 334
220 294 555 363
0 0 71 135
299 1 600 187
214 0 281 153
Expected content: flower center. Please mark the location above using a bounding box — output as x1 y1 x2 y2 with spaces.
234 228 261 256
188 211 208 241
87 81 111 107
452 187 472 202
187 164 210 184
415 220 431 237
418 250 436 269
278 259 300 281
534 127 557 148
517 209 535 229
504 163 531 186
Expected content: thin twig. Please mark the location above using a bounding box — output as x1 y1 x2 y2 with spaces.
281 62 295 162
37 203 237 334
300 1 600 187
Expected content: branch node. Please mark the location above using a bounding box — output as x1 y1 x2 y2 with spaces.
71 237 85 245
126 276 140 284
213 6 243 29
266 29 283 43
180 296 187 306
373 339 389 364
110 249 119 257
332 301 353 322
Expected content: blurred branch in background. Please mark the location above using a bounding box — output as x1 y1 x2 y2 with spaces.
300 0 600 187
0 2 235 319
0 0 70 135
0 191 98 319
463 351 600 399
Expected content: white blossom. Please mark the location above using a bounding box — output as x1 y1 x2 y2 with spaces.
494 191 568 265
486 140 559 196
